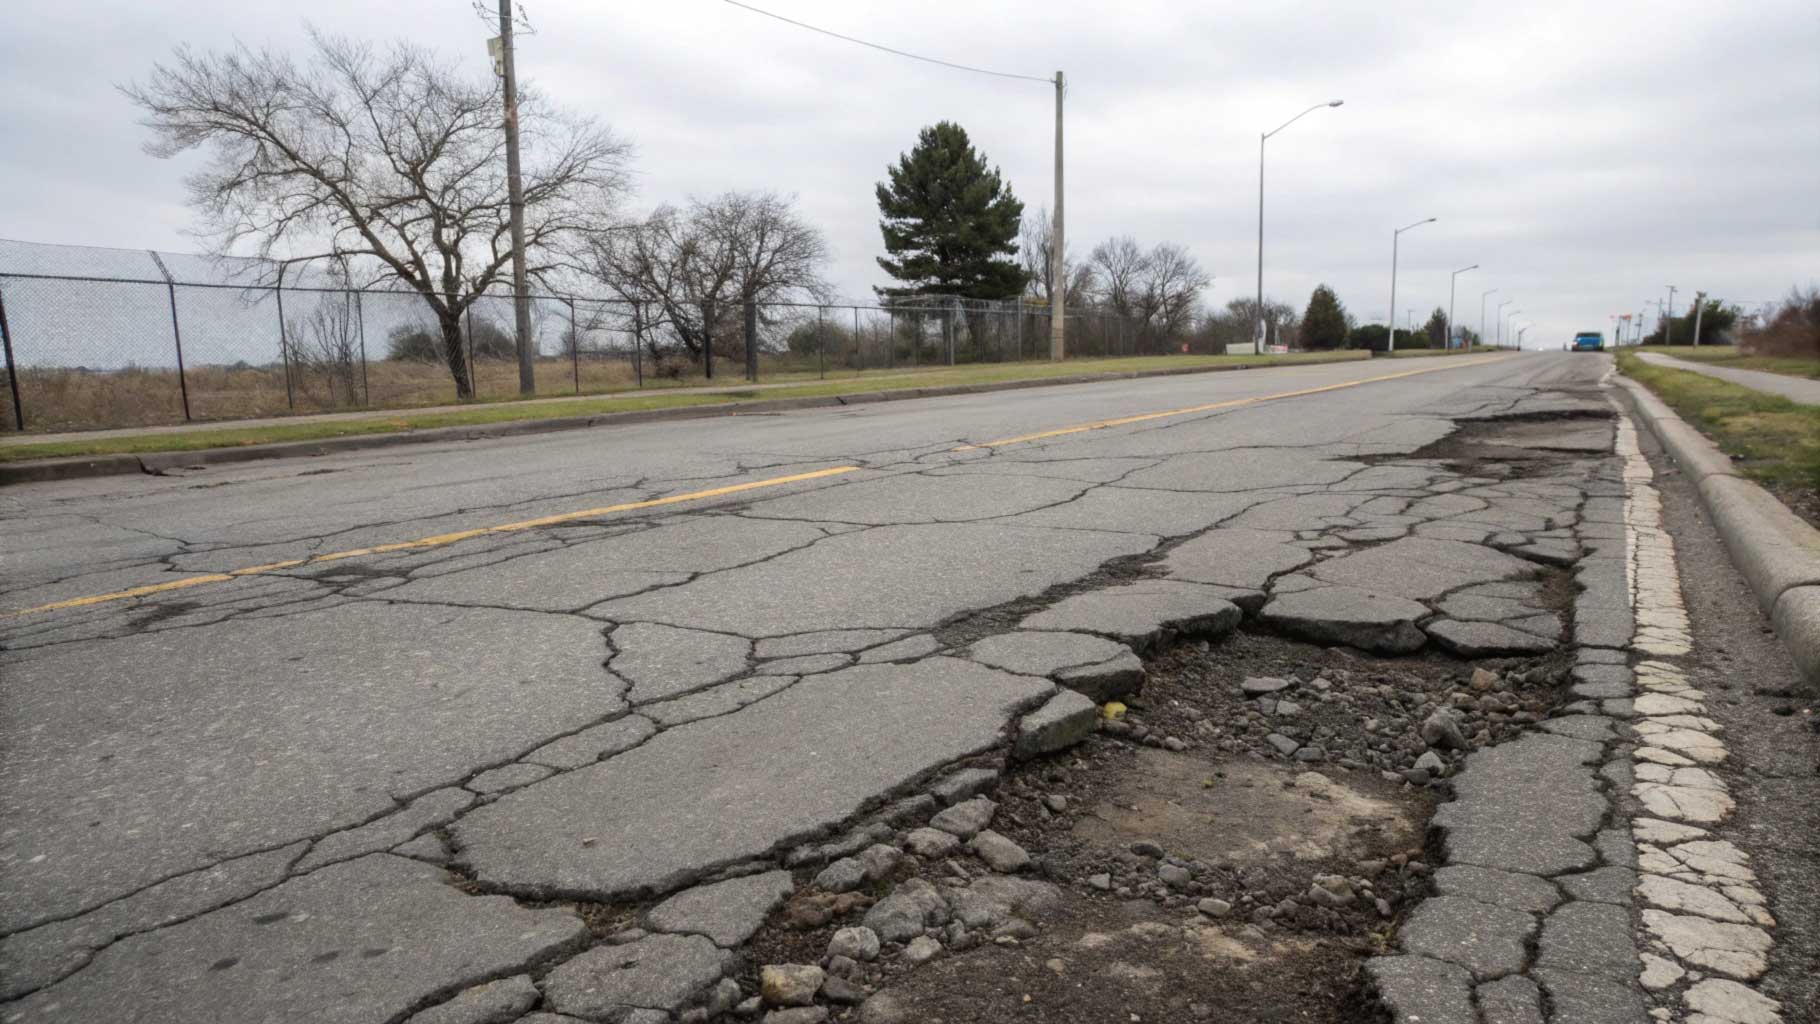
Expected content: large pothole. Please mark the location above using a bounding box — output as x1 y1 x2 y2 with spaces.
737 624 1575 1023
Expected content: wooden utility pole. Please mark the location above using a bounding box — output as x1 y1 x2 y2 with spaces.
1049 71 1065 361
498 0 535 396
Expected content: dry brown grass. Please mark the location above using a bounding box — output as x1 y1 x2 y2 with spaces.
6 355 769 431
3 350 1028 433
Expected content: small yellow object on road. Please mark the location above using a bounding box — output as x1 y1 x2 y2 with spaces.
1102 701 1127 720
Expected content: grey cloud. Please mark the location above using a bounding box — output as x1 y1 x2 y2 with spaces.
1 0 1814 345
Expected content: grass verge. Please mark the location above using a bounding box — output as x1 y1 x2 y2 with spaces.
0 351 1373 463
1638 344 1820 380
1618 349 1820 493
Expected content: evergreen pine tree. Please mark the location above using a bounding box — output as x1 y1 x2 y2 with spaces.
875 121 1027 300
1301 284 1350 350
1423 307 1449 348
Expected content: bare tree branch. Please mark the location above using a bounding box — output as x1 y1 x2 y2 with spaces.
575 192 829 367
124 27 633 396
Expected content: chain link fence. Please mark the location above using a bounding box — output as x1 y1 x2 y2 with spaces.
0 240 1188 433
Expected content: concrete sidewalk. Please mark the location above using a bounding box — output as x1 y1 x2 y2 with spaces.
1635 351 1820 404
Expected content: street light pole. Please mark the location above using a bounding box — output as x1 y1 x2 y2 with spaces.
1495 299 1513 347
1050 71 1065 361
1387 216 1437 353
1448 264 1478 350
1664 285 1678 345
1503 309 1521 347
1256 99 1343 353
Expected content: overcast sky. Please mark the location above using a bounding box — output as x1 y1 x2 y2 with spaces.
2 0 1816 348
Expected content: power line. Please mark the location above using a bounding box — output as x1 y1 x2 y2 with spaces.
719 0 1053 85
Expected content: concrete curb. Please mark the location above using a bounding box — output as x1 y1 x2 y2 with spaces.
1615 375 1820 685
0 358 1365 487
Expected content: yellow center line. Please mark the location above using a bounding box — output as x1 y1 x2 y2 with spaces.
952 354 1514 451
10 356 1513 619
7 466 862 618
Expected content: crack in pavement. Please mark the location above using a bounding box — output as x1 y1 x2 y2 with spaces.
4 356 1632 1019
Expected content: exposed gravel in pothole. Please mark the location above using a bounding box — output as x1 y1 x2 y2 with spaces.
736 627 1579 1023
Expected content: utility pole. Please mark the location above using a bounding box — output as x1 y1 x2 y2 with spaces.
1049 70 1065 361
498 0 534 396
1664 285 1678 345
1691 290 1706 346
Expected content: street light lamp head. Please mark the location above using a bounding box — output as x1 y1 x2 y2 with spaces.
1327 99 1344 107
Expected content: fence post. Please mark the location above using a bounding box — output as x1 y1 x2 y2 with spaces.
145 252 193 422
704 301 715 380
0 282 22 431
632 301 644 388
464 304 476 398
567 298 580 394
275 264 295 410
355 290 370 406
817 306 826 380
743 298 759 383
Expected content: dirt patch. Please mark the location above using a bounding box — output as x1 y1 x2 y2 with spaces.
865 897 1379 1024
1072 751 1405 867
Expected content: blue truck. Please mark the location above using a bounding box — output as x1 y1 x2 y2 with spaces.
1570 331 1606 352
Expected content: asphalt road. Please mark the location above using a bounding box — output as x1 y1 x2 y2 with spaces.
3 351 1803 1023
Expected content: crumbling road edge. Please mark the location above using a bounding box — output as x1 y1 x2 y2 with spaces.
1615 375 1820 691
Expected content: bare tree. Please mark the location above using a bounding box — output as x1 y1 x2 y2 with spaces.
1219 297 1300 349
580 192 828 372
1087 237 1209 341
587 204 732 365
285 297 360 406
125 28 633 397
1136 243 1211 339
1019 208 1095 309
1089 236 1149 319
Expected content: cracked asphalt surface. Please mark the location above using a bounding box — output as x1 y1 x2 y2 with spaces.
4 352 1805 1024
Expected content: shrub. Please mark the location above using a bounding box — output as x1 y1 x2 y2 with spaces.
1738 286 1820 358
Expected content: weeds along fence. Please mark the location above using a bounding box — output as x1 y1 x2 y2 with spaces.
0 240 1178 434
